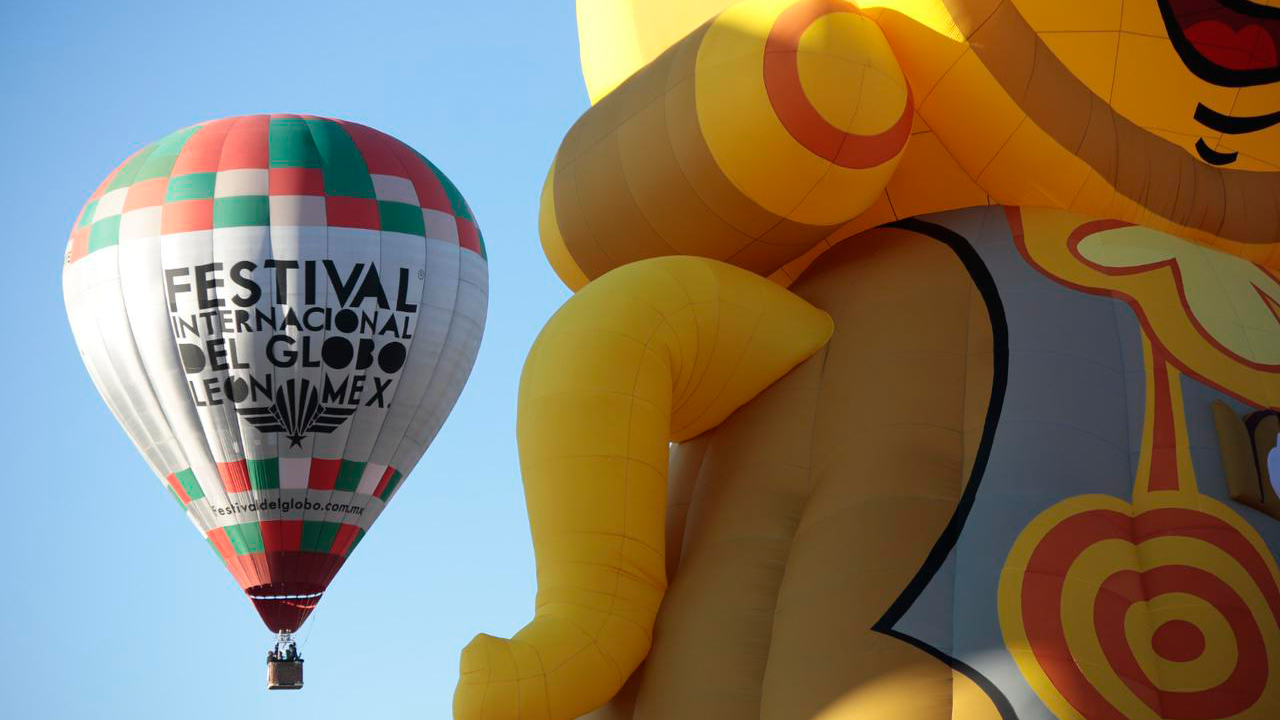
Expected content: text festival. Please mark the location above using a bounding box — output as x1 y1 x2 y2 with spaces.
163 259 421 410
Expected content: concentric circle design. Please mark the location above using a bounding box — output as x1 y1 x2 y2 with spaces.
1152 619 1206 663
1001 495 1280 719
762 0 913 169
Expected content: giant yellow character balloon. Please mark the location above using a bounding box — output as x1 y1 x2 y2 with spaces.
457 1 1280 718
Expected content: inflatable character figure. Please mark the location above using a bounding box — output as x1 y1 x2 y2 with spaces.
457 1 1280 718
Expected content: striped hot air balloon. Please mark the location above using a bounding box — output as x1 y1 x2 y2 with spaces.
62 115 487 659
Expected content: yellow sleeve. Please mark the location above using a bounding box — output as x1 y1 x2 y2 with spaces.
542 0 911 288
454 255 832 720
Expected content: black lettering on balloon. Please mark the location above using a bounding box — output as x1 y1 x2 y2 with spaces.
378 342 407 373
194 263 225 309
324 261 364 306
250 374 272 402
355 338 375 370
229 261 261 307
303 306 328 331
396 267 418 312
334 309 358 333
267 335 296 366
367 376 393 407
304 260 316 305
165 268 191 308
322 375 349 404
264 259 298 304
349 374 366 404
302 336 320 368
322 337 353 369
178 343 205 373
351 264 390 309
207 338 230 371
203 377 223 406
226 377 250 403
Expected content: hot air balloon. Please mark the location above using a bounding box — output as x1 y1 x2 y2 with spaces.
455 1 1280 719
63 114 487 688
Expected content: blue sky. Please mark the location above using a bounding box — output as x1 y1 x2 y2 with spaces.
0 1 582 717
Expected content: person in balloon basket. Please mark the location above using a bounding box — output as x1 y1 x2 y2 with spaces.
456 1 1280 719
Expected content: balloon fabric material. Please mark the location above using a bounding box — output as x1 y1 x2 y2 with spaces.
456 1 1280 719
63 114 487 633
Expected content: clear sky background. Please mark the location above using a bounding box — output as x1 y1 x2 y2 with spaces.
0 2 584 717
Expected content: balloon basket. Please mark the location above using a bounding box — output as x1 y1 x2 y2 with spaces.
267 659 303 690
266 632 303 690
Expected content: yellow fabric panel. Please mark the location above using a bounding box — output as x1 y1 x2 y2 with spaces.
584 225 1000 720
1010 0 1120 32
886 127 989 219
866 3 967 101
576 0 736 103
575 1 646 105
539 162 590 292
860 0 965 41
614 91 756 262
1119 0 1167 36
797 11 908 135
1221 88 1280 173
544 0 911 289
915 49 1024 187
975 118 1092 209
1109 32 1238 156
1037 31 1119 104
695 0 909 225
455 256 832 720
775 110 992 285
813 669 1002 720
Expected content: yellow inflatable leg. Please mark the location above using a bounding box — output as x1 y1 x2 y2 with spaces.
454 256 832 720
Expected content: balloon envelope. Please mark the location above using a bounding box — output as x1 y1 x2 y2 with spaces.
63 115 487 632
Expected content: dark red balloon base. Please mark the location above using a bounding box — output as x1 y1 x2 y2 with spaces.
210 534 355 632
247 582 326 633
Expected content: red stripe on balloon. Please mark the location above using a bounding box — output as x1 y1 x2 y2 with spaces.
1148 357 1181 492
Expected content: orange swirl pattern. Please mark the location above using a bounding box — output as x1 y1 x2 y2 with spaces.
1012 501 1280 719
762 0 913 169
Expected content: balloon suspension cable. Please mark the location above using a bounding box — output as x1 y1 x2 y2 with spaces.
299 600 320 650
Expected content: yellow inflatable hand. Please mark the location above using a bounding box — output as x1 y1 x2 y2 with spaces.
454 256 832 720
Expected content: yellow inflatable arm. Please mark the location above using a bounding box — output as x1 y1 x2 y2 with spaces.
454 256 833 720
